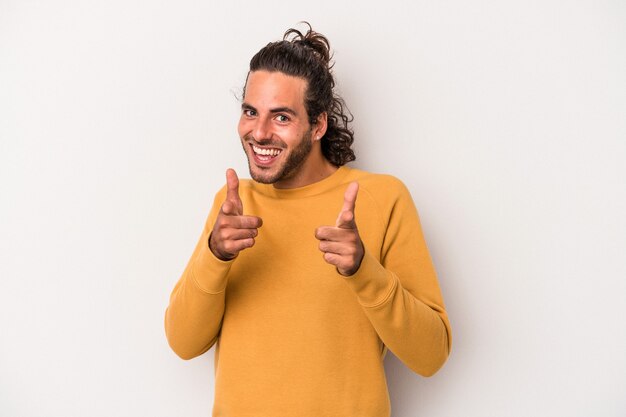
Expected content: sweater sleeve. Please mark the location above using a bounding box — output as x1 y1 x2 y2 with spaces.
164 187 234 360
342 180 452 376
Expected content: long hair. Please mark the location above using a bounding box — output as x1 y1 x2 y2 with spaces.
244 22 355 166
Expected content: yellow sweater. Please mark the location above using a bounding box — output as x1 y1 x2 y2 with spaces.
165 166 451 417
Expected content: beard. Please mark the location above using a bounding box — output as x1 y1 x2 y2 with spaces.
242 129 313 185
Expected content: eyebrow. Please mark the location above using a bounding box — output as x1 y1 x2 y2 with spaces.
241 103 298 117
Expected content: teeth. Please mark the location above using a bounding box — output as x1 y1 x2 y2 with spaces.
253 145 281 156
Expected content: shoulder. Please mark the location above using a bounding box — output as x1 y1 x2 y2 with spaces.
344 167 412 202
344 167 420 235
213 178 255 200
212 183 228 202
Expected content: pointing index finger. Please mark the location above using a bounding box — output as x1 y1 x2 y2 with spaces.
226 168 240 200
336 182 359 228
224 168 243 215
342 182 359 214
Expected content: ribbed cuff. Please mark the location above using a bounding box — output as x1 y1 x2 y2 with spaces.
342 250 397 308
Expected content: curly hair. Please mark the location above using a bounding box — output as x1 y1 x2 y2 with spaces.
244 22 355 166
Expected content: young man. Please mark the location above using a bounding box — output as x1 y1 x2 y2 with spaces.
165 24 451 416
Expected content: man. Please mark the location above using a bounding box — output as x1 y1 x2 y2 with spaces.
165 23 451 416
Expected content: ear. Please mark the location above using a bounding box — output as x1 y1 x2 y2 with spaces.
312 112 328 141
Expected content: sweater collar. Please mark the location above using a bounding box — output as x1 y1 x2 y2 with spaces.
251 166 351 199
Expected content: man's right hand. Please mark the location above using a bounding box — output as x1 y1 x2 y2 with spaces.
209 169 263 261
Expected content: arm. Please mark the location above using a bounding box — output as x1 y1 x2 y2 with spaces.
164 170 262 360
164 189 232 360
348 181 450 376
317 179 451 376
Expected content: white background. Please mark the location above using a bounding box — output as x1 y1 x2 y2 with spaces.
1 1 625 416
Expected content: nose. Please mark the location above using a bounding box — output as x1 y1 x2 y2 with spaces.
252 117 272 143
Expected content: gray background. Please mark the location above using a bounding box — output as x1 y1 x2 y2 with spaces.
1 1 625 416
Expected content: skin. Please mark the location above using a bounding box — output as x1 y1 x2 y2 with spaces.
238 70 333 189
209 70 364 276
315 181 364 276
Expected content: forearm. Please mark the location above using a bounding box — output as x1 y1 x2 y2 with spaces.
343 251 451 376
165 230 232 360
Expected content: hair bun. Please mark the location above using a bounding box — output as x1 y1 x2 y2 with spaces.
284 22 332 66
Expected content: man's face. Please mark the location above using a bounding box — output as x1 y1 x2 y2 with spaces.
238 70 315 185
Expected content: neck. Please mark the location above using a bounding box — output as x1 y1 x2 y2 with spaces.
273 148 337 189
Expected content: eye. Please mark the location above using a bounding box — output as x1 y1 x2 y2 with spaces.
243 109 257 117
275 114 290 123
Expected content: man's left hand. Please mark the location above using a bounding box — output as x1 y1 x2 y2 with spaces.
315 182 364 276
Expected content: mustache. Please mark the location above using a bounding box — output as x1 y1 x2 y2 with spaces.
243 133 286 148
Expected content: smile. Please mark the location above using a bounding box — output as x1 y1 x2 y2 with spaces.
252 144 282 163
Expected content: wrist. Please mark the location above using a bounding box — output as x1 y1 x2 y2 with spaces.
208 232 236 261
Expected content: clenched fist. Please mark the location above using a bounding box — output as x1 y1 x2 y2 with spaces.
209 169 263 261
315 182 364 276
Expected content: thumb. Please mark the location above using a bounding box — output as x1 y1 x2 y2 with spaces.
223 168 243 215
336 182 359 228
